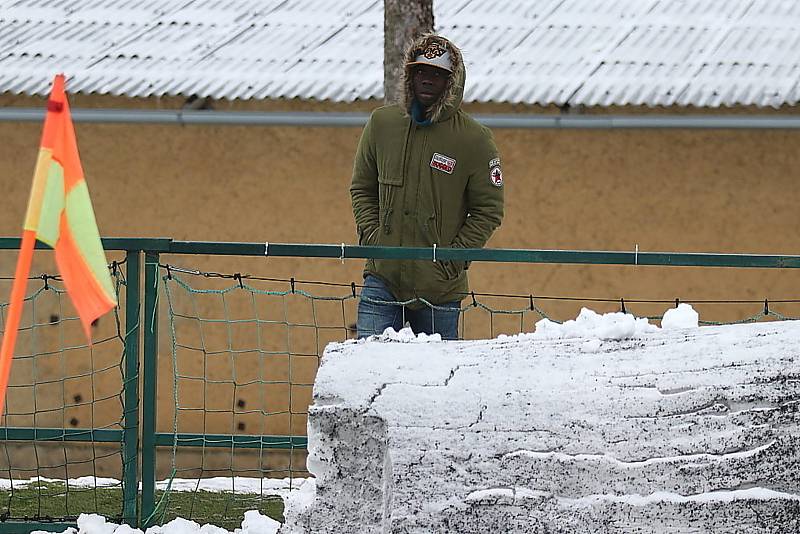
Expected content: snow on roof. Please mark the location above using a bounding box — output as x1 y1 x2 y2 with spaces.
1 0 799 107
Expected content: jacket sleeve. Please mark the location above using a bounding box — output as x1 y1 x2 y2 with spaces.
451 127 504 250
350 114 380 245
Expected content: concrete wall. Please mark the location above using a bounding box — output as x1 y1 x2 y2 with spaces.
1 94 799 475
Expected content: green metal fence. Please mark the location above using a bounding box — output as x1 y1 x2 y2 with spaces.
1 237 800 531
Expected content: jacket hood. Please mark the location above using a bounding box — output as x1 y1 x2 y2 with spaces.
401 34 465 123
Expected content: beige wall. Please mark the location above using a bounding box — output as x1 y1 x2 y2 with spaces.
1 94 799 475
2 94 798 321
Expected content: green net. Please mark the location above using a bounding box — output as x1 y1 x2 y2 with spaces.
3 253 800 530
0 264 130 524
152 269 350 527
151 261 800 528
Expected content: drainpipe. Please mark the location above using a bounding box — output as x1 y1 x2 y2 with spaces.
1 108 800 129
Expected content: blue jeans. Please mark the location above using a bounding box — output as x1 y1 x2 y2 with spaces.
356 275 461 340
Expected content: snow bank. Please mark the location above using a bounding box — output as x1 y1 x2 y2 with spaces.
22 479 310 534
286 309 800 533
0 476 309 496
30 510 281 534
530 307 658 340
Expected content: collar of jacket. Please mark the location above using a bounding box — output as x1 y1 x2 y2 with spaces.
411 99 433 126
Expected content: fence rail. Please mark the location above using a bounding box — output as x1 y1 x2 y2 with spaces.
3 237 800 267
1 237 799 531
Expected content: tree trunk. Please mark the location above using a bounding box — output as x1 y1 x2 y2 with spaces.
384 0 434 105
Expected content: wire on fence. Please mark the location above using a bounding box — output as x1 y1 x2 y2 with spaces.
0 267 130 524
154 261 800 530
3 258 800 529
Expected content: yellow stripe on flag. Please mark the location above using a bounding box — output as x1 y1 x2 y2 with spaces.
64 180 117 300
37 162 66 247
22 148 54 232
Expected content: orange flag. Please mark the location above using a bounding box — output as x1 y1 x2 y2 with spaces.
0 74 117 415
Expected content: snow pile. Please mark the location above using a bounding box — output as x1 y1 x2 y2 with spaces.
20 478 311 534
532 307 659 341
497 304 701 354
1 477 309 497
154 477 310 497
239 510 281 534
661 302 700 329
0 477 121 490
21 306 800 533
359 304 701 348
366 326 442 343
281 478 317 530
529 307 657 353
288 307 800 533
31 511 281 534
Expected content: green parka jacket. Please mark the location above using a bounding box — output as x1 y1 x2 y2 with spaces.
350 34 504 306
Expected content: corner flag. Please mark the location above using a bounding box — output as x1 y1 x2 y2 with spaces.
0 74 117 414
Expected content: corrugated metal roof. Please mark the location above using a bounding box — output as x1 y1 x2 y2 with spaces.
1 0 799 107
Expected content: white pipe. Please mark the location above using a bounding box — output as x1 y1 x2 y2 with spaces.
1 108 800 129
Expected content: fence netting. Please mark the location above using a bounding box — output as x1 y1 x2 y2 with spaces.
2 256 800 529
152 261 800 526
0 263 130 524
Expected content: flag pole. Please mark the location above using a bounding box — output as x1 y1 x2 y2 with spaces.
0 73 117 415
0 230 36 416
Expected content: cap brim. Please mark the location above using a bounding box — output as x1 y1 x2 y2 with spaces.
406 60 452 73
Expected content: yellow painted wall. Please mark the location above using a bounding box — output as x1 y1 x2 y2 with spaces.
1 94 799 476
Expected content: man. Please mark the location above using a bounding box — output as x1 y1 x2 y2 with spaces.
351 34 504 340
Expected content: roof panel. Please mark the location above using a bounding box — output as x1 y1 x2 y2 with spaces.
1 0 799 107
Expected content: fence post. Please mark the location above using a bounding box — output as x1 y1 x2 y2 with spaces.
122 250 141 526
141 251 160 528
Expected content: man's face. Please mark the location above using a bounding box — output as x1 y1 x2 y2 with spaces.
412 64 449 108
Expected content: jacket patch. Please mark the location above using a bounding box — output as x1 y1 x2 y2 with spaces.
489 165 503 187
488 157 501 168
430 152 456 174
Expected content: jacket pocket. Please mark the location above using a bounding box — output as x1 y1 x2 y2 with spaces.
422 213 441 245
436 259 464 281
377 174 404 186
